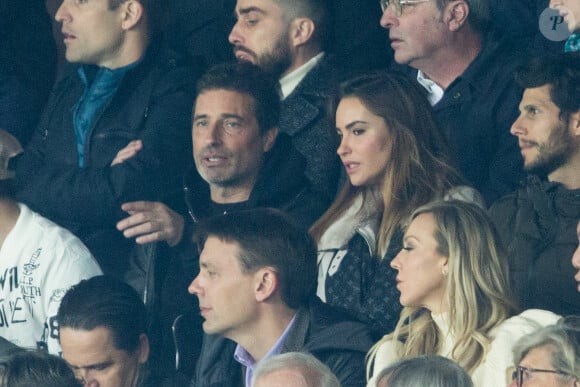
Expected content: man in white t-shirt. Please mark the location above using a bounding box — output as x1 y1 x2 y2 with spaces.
0 129 102 354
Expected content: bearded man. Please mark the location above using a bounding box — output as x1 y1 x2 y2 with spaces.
490 53 580 316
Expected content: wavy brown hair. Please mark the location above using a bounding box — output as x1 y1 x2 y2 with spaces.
310 71 464 257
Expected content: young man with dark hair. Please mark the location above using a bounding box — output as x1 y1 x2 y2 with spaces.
490 53 580 316
228 0 342 200
57 275 161 387
190 208 373 387
14 0 202 277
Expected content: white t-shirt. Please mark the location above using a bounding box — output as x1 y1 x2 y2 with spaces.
0 203 102 354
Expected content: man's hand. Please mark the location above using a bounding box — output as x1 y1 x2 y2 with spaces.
111 140 143 166
117 201 185 246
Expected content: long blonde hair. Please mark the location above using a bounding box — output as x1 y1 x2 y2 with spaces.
310 72 464 257
368 200 518 376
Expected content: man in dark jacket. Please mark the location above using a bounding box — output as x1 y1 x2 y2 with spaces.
380 0 525 205
189 209 373 387
14 0 201 277
117 62 329 269
490 53 580 316
228 0 342 201
117 63 330 377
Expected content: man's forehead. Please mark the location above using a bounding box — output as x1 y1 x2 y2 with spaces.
196 89 255 108
201 237 240 257
259 368 310 386
200 237 247 268
60 326 118 351
522 85 556 107
194 90 257 117
236 0 277 11
60 328 116 362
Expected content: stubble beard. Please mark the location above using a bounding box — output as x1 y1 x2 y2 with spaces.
524 121 576 177
256 31 292 80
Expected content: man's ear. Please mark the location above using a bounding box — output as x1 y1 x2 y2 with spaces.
137 333 150 364
120 0 144 30
289 18 315 48
444 0 469 32
569 110 580 136
254 267 278 302
262 127 278 153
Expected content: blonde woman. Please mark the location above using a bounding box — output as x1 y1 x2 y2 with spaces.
367 200 560 387
311 72 482 336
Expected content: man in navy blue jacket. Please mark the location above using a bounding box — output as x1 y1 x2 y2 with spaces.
380 0 525 205
190 209 373 387
14 0 202 276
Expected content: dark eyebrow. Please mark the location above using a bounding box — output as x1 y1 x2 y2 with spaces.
200 261 216 270
220 113 244 121
67 361 113 371
345 120 368 130
193 113 244 122
521 97 551 111
238 6 266 16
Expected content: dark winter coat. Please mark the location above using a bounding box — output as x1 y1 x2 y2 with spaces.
490 176 580 315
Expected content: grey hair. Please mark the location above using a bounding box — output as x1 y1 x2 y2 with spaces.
512 316 580 382
376 355 473 387
435 0 490 34
252 352 341 387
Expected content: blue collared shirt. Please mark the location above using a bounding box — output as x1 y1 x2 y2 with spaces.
233 314 296 387
72 62 137 167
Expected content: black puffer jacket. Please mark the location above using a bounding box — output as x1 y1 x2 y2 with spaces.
490 175 580 315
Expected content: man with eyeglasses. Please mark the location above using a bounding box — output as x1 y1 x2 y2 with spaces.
509 317 579 387
379 0 525 206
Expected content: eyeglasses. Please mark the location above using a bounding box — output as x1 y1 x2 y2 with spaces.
511 365 569 387
380 0 432 17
